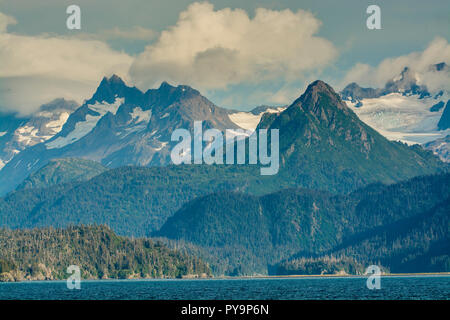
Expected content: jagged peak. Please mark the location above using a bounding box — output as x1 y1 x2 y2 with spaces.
87 75 143 105
102 74 126 86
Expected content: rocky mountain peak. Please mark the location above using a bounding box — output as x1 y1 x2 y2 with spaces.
87 75 143 105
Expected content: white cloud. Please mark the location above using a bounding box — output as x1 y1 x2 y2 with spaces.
130 2 337 90
342 37 450 92
0 11 16 32
0 12 133 115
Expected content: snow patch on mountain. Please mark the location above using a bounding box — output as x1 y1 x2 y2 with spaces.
229 107 285 131
46 98 124 149
45 112 70 132
130 107 152 124
229 112 262 131
346 93 449 145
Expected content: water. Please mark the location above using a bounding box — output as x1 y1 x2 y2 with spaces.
0 276 449 300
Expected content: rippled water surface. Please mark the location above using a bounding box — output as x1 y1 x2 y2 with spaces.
0 276 449 300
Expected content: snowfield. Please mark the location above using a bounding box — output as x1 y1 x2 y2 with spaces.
229 107 285 131
46 98 124 149
346 93 449 145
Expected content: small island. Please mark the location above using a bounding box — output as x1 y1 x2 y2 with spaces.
0 225 211 282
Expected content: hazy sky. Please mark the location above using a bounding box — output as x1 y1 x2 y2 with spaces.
0 0 449 113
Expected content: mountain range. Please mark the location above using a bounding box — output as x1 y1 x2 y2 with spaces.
0 99 78 170
0 80 446 234
0 75 280 195
0 75 448 276
154 173 450 275
340 63 450 162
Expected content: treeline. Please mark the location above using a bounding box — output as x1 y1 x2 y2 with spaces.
274 256 366 276
0 225 210 282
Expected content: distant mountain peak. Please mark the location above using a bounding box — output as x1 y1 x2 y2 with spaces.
293 80 349 116
433 62 448 72
38 98 78 112
88 75 143 105
159 81 173 90
303 80 339 98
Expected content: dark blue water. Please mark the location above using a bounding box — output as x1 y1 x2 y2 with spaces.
0 276 448 300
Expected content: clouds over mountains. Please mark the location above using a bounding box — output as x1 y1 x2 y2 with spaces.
0 12 133 115
343 37 450 92
0 2 337 114
130 2 337 89
0 2 449 115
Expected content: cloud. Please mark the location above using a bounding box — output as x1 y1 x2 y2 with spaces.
0 12 133 115
342 37 450 92
130 2 337 90
0 11 16 32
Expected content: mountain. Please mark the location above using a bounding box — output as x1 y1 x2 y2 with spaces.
0 75 255 195
16 158 107 191
424 135 450 163
154 173 450 275
341 64 446 102
0 225 210 281
276 195 450 275
340 63 450 161
1 77 445 195
0 165 261 236
0 99 78 170
228 105 286 131
0 80 446 237
266 80 445 191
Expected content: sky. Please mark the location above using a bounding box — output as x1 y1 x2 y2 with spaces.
0 0 449 114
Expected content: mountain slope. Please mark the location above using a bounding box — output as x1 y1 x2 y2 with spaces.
277 195 450 275
16 158 107 191
268 80 445 192
0 80 447 238
154 173 450 275
0 99 78 170
0 165 261 236
341 63 450 161
0 225 210 281
424 135 450 163
0 76 246 195
438 100 450 130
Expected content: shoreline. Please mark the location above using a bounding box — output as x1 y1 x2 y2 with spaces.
2 272 450 283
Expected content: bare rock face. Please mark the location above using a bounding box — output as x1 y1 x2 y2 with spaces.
438 100 450 130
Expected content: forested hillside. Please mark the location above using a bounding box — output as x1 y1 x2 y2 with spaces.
0 225 210 282
276 196 450 275
155 174 450 275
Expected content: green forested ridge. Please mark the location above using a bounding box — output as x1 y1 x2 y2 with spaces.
16 158 107 191
0 225 210 281
263 81 446 192
0 81 447 237
0 80 448 277
0 165 263 235
154 173 450 275
277 195 450 275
